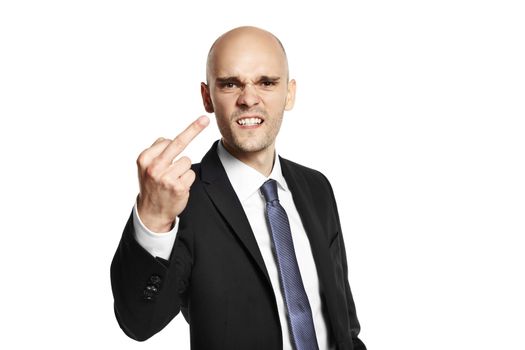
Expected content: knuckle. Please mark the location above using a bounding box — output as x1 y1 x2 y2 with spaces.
188 175 196 186
186 169 196 181
145 162 162 180
137 151 149 168
159 176 172 188
145 166 156 179
172 182 188 196
172 182 184 192
171 138 184 151
179 156 192 167
136 155 145 168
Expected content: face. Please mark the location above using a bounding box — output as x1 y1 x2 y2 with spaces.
201 30 296 156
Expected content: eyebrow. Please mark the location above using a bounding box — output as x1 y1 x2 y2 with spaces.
216 76 281 84
216 76 242 85
258 76 281 83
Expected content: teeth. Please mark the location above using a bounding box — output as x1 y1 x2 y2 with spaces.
237 117 262 126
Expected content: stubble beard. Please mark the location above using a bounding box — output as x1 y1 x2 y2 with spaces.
218 110 284 155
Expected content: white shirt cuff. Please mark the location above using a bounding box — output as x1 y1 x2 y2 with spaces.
132 201 178 260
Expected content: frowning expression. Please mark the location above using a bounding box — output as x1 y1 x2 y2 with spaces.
201 27 296 156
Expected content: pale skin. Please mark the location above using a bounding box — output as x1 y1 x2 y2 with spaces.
137 26 296 233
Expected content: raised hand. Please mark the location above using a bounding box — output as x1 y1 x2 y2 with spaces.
136 116 210 232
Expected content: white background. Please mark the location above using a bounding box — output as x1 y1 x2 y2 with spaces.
1 0 524 349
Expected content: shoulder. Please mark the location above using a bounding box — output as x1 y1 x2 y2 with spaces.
279 156 332 187
279 156 338 205
280 157 341 229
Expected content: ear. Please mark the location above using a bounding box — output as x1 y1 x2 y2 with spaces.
201 82 214 113
284 79 296 111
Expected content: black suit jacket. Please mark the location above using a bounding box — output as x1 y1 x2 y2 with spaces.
111 141 366 350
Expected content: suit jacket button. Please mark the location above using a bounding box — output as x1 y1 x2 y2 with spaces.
143 289 155 301
143 284 159 301
149 275 162 287
145 285 158 294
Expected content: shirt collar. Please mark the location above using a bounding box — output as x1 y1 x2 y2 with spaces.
217 140 289 203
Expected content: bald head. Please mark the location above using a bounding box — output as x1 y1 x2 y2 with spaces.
206 26 289 83
199 26 297 160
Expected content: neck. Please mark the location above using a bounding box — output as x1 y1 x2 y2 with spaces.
221 139 276 177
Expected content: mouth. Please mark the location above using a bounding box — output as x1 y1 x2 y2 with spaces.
235 115 264 127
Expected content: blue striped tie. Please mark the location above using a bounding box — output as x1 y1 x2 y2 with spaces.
260 179 319 350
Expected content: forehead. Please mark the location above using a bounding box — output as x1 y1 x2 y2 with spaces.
208 34 288 80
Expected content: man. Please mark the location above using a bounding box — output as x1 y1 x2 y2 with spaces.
111 26 366 350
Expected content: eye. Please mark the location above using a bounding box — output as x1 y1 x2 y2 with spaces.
217 80 239 90
260 80 277 88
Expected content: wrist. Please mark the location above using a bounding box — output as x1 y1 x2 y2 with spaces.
136 201 176 233
141 216 175 234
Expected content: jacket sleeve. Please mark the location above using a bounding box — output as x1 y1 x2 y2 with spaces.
110 211 192 341
337 230 367 350
325 176 367 350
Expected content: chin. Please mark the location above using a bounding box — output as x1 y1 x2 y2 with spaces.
231 137 272 154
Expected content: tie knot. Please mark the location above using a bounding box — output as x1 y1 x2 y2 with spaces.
260 179 279 203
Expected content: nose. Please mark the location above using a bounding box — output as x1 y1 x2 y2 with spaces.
237 83 261 108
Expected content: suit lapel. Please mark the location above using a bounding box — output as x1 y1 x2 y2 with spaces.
279 156 343 341
200 141 271 286
198 143 342 341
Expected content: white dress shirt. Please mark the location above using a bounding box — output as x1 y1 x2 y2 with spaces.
133 141 333 349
